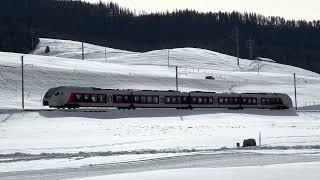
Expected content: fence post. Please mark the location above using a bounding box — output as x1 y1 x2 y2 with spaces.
294 73 297 110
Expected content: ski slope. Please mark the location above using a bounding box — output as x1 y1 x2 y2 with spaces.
1 38 320 178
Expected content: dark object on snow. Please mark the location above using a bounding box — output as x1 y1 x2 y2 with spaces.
243 139 256 147
45 46 50 53
205 76 215 80
237 143 240 148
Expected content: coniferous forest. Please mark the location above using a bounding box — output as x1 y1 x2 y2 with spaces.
1 0 320 73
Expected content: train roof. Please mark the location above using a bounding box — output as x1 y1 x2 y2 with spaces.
241 93 285 95
190 91 216 94
51 87 287 96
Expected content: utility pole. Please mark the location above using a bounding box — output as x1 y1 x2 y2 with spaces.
167 49 170 67
258 58 260 75
176 66 178 91
236 27 239 66
31 28 34 50
247 37 254 60
294 73 297 110
105 41 107 62
21 56 24 110
259 131 261 147
81 42 84 60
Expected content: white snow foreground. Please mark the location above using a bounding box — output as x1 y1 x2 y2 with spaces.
71 162 320 180
1 38 320 177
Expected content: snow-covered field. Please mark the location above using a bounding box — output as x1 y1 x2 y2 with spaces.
73 162 320 180
1 38 320 179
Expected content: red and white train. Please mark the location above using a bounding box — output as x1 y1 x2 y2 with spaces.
43 86 293 110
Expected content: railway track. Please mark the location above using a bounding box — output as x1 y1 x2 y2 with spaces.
1 108 319 114
0 108 114 113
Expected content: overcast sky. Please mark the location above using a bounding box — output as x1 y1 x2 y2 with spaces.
84 0 320 21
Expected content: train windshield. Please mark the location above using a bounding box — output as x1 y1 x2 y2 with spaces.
44 87 59 98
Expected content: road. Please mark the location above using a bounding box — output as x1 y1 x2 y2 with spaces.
1 152 320 180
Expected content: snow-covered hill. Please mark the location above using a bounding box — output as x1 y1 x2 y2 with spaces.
1 38 320 177
1 38 320 108
32 38 136 59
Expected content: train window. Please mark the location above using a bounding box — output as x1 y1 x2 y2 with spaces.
248 98 252 104
91 95 97 103
107 96 111 103
115 95 122 103
252 98 257 104
203 97 208 104
266 98 270 105
171 97 177 104
198 97 203 104
224 98 229 104
208 98 213 104
262 98 271 105
165 97 171 104
76 94 82 101
228 98 234 104
182 97 188 104
219 98 224 104
242 98 247 104
192 97 197 104
159 97 165 103
273 98 278 104
270 98 281 105
98 95 105 103
84 94 90 102
147 96 153 104
176 97 182 104
134 96 140 103
141 96 146 103
153 96 159 104
270 98 274 104
123 96 129 103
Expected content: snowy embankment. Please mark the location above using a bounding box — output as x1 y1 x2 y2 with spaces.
1 38 320 176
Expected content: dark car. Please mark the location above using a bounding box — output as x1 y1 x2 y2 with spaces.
205 76 215 80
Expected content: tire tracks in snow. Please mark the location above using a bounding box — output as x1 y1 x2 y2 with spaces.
1 151 320 180
2 145 320 163
0 114 14 124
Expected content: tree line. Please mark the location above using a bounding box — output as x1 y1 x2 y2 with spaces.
1 0 320 73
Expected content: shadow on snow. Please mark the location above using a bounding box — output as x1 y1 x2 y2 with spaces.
38 108 298 120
